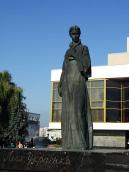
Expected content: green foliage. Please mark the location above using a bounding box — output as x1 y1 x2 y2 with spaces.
0 70 28 145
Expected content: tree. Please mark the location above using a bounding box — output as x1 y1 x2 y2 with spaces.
0 70 28 146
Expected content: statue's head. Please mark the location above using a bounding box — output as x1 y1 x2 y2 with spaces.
69 25 81 36
69 25 81 43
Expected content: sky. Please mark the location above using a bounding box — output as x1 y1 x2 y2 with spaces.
0 0 129 127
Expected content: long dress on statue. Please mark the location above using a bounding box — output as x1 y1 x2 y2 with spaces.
58 41 93 150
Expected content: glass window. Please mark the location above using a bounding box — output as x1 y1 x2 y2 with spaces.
88 80 104 122
51 79 129 123
106 80 121 122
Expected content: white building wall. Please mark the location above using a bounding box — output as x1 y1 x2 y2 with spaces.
39 127 48 137
51 64 129 82
108 53 129 65
49 122 129 131
40 127 61 140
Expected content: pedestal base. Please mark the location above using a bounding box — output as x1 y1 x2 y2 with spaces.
0 148 129 172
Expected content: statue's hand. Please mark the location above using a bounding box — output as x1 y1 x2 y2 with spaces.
58 83 62 97
81 71 88 80
68 56 75 60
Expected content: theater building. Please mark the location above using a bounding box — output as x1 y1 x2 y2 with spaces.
49 37 129 148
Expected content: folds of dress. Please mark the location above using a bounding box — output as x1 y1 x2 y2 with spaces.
58 41 93 150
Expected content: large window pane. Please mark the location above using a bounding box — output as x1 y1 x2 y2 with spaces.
92 109 104 122
123 109 129 122
91 88 104 101
106 80 121 88
52 110 61 122
123 101 129 109
52 82 62 122
123 86 129 103
106 109 121 122
91 101 104 108
53 89 62 102
87 81 91 88
52 102 62 109
53 82 62 102
53 82 58 89
91 80 104 87
106 101 121 109
122 80 129 87
106 88 121 101
122 81 129 122
88 80 104 122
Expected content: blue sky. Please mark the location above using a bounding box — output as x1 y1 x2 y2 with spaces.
0 0 129 127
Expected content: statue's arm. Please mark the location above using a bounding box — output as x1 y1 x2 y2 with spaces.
58 62 64 97
81 46 91 79
58 51 68 97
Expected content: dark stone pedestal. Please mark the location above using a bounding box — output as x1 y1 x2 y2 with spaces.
0 148 129 172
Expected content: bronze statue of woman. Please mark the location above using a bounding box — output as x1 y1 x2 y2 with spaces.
58 25 93 150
